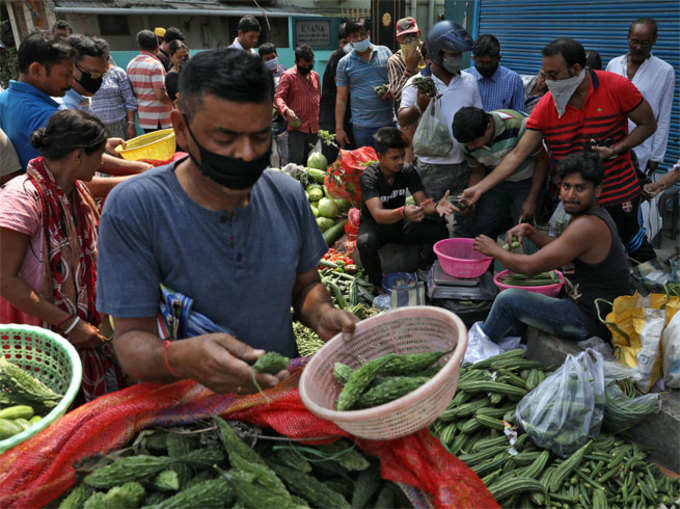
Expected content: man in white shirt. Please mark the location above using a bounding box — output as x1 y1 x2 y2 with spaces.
228 16 260 55
398 20 482 202
606 17 674 175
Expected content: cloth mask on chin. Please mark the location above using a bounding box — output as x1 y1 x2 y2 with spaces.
184 116 271 190
545 68 586 118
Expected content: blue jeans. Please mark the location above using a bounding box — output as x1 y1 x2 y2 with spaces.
481 289 589 341
353 125 388 149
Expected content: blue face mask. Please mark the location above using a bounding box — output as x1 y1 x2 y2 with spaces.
352 37 371 52
265 57 279 71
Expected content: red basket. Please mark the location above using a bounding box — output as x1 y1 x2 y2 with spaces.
433 238 493 279
493 269 565 297
299 306 468 440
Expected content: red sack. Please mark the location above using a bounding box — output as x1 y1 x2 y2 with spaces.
324 146 378 206
0 367 498 509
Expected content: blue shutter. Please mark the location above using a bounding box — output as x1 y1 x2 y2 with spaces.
477 0 680 171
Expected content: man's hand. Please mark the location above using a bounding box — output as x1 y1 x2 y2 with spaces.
473 235 503 257
504 222 535 246
643 182 662 198
435 190 456 217
105 137 126 156
519 197 537 223
404 46 421 74
416 89 432 113
285 109 300 125
315 307 359 342
380 89 392 101
336 128 350 147
460 185 483 208
126 124 137 140
593 144 617 160
404 204 425 222
170 333 289 395
66 319 106 349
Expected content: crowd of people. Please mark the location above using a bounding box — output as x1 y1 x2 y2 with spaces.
0 13 678 401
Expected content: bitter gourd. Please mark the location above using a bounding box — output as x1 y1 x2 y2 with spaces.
253 352 290 374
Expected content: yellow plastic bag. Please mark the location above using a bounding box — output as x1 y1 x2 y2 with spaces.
596 292 679 392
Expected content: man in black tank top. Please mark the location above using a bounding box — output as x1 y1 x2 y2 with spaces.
473 150 632 342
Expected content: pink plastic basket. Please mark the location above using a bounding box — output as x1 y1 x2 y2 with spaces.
299 306 468 440
493 269 565 297
433 238 493 279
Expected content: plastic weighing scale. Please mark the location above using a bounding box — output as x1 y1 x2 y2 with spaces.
427 261 498 301
427 261 498 326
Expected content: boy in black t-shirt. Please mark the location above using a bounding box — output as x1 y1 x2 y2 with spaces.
357 127 455 287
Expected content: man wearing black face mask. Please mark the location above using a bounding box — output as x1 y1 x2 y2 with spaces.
96 49 358 396
274 44 321 165
464 34 525 112
60 34 107 112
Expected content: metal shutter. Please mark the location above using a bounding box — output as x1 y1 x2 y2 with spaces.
477 0 680 171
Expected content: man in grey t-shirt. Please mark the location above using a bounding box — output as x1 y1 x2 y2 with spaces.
97 49 358 395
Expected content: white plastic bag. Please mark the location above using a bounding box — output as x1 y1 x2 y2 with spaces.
412 99 453 158
516 349 606 457
463 322 522 365
634 307 666 392
662 311 680 388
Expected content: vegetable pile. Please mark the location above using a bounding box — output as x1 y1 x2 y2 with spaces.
410 76 436 96
430 350 679 507
332 350 449 411
497 271 561 287
373 84 388 96
58 416 412 509
0 357 62 439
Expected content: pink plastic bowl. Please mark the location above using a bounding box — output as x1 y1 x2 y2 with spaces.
433 238 493 279
299 306 468 440
493 269 565 297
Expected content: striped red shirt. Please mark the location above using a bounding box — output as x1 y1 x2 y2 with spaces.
526 70 644 205
274 66 321 134
126 51 172 129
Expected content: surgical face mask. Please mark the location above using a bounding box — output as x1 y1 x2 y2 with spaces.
342 43 353 54
475 62 498 78
265 57 279 71
352 37 370 52
298 63 313 76
75 65 103 95
545 68 586 118
442 55 462 75
183 115 271 190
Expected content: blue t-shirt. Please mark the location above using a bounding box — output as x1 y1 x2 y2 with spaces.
96 162 327 357
336 45 394 128
0 81 62 169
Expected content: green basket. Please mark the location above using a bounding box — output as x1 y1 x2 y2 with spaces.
0 324 82 454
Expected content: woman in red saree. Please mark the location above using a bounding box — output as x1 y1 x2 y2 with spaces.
0 109 124 401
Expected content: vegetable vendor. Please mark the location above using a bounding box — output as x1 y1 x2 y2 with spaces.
452 106 548 237
96 49 358 395
357 127 455 288
473 149 632 342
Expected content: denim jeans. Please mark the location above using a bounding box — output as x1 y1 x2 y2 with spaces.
481 288 589 342
456 177 532 239
353 125 388 149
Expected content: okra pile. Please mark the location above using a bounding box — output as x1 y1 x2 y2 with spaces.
431 349 680 507
0 357 63 439
496 271 561 287
319 264 378 310
333 349 450 411
58 416 412 509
